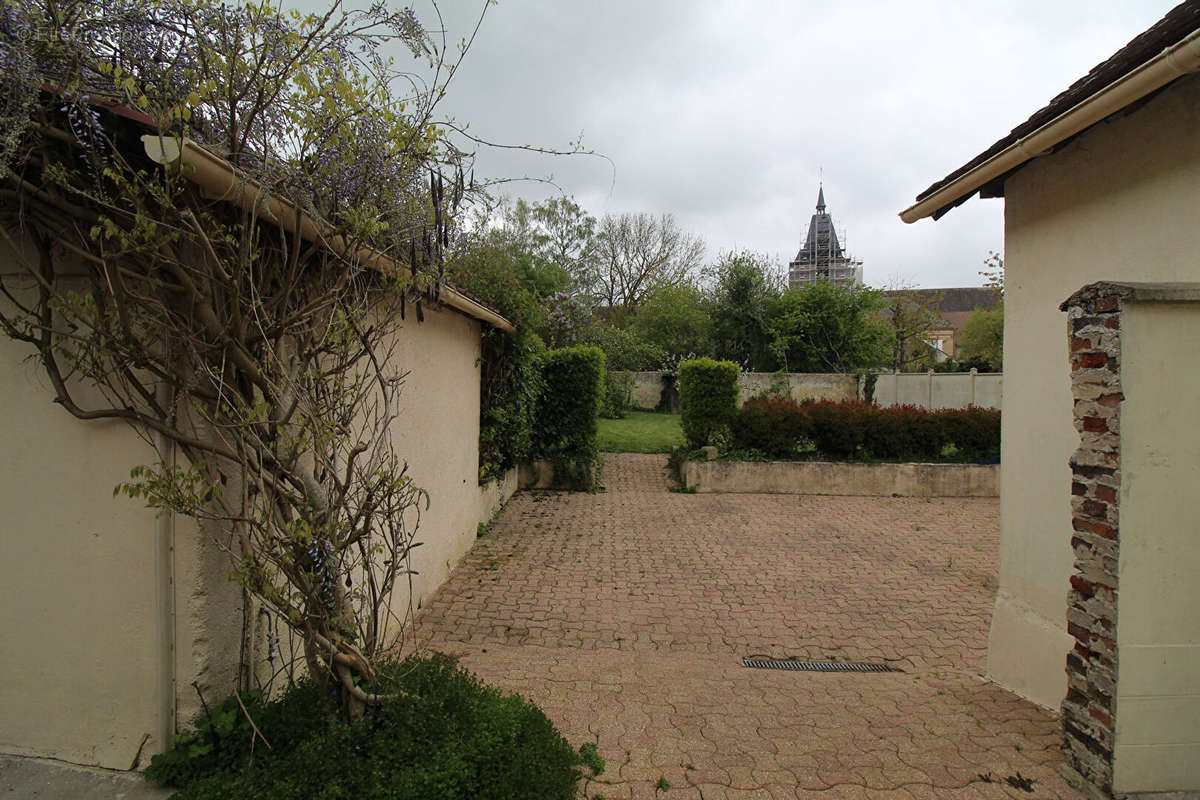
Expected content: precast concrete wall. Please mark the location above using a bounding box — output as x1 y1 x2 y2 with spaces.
874 371 1002 410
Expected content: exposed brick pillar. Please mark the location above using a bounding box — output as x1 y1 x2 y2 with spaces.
1059 283 1131 799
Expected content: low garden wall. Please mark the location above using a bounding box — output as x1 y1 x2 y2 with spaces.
478 467 518 523
682 459 998 497
613 371 861 411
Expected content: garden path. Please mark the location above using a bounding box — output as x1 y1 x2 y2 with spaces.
412 454 1082 800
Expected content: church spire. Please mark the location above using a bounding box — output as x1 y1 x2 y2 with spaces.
816 185 826 212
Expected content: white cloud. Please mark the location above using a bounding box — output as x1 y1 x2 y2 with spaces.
302 0 1180 288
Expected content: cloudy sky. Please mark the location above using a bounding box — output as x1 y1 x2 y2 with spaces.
397 1 1178 288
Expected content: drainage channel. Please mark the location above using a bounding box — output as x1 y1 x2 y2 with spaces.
742 657 902 673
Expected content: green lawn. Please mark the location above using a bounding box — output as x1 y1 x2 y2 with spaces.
596 411 684 453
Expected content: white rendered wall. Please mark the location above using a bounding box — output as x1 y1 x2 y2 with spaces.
990 72 1200 708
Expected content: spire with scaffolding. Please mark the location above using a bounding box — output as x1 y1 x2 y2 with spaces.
788 186 863 289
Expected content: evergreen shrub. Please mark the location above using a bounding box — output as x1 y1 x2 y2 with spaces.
147 655 590 800
534 346 605 459
678 358 740 449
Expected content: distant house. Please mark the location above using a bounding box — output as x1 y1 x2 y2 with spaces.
902 2 1200 796
882 287 1000 362
788 187 863 289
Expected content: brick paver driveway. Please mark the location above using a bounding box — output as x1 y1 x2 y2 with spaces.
412 454 1081 799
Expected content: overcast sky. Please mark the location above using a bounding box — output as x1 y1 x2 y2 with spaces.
392 1 1178 289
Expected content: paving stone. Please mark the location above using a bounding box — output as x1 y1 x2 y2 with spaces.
410 454 1083 800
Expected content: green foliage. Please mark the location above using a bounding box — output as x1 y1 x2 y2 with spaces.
767 281 892 373
731 398 1001 463
534 346 606 461
958 302 1003 371
629 285 712 359
707 250 782 370
600 370 633 419
448 239 548 482
148 655 584 800
575 322 667 372
881 289 947 371
577 742 606 777
596 411 685 454
678 358 740 450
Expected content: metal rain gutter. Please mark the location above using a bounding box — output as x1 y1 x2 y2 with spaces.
900 28 1200 224
140 135 515 332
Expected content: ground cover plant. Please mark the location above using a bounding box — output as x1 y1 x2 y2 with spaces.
597 411 684 453
146 654 596 800
732 398 1000 462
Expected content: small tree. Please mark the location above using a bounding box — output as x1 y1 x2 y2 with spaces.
959 303 1004 370
0 0 471 720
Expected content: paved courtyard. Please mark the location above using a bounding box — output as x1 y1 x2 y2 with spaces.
412 454 1081 799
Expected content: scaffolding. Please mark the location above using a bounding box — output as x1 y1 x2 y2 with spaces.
787 186 863 289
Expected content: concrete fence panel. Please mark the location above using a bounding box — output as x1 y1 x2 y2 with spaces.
875 370 1002 410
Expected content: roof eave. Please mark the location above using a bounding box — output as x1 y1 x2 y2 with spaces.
140 134 516 333
900 27 1200 224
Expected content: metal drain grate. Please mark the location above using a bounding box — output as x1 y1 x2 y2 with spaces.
742 657 902 673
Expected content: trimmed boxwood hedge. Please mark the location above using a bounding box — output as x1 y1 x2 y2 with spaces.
732 398 1000 463
678 358 740 449
533 345 606 460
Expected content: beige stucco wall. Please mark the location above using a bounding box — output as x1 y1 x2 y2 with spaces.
376 306 484 628
1112 302 1200 793
0 322 166 768
0 239 488 768
990 72 1200 708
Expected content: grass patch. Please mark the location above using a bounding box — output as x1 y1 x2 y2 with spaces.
596 411 684 453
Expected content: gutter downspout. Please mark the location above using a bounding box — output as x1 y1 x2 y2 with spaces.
154 379 176 756
140 136 515 333
900 29 1200 223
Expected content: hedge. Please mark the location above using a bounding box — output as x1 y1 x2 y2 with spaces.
533 346 606 460
678 358 740 450
731 398 1000 462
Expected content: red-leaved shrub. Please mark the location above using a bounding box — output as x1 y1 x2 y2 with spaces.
731 399 1000 462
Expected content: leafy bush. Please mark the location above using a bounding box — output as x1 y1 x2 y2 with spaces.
148 654 591 800
678 358 740 450
730 399 1000 463
804 401 868 459
732 396 811 458
938 407 1001 462
600 370 633 420
534 346 606 460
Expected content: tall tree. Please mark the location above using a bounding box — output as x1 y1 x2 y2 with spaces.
958 303 1004 370
707 249 783 370
587 212 704 311
767 281 891 373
